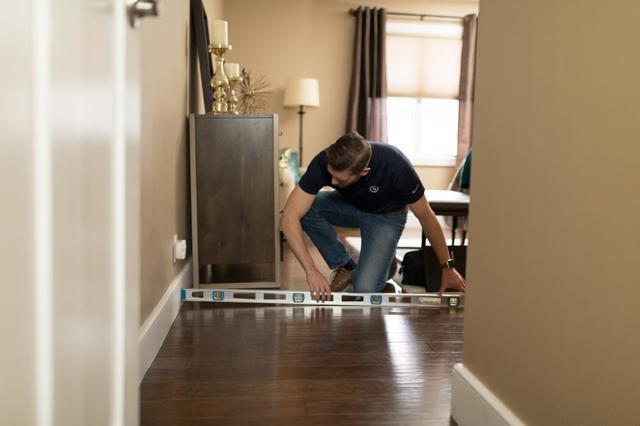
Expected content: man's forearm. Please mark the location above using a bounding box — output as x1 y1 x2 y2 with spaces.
281 214 319 274
419 212 452 265
409 197 465 293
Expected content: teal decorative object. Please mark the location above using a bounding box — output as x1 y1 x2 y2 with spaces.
279 148 301 183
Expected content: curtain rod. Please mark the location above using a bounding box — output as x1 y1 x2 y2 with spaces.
348 9 464 21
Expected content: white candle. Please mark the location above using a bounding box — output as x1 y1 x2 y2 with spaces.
224 63 240 78
210 20 228 48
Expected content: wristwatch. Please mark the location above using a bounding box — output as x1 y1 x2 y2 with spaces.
440 259 455 270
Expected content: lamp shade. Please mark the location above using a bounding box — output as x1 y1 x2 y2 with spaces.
283 78 320 108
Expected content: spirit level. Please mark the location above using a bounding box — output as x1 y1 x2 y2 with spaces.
181 288 463 309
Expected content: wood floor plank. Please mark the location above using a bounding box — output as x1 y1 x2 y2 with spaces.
141 236 463 425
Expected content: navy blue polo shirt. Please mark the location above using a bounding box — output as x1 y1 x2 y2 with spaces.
299 142 425 213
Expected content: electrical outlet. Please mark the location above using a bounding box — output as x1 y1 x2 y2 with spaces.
173 234 187 264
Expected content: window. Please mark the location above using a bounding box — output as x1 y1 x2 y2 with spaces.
386 19 463 166
387 97 459 166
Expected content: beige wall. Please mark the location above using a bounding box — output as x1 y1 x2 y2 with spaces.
223 0 477 189
139 0 223 324
464 0 640 424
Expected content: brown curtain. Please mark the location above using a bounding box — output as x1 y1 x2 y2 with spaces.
346 7 387 142
456 14 478 165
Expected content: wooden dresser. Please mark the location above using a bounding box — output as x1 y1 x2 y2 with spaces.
189 114 280 288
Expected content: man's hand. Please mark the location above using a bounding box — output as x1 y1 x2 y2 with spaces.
438 268 466 295
306 268 332 301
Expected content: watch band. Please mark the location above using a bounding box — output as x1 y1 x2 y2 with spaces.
440 259 455 269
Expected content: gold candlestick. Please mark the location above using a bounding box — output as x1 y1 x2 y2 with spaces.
227 75 242 115
208 44 232 114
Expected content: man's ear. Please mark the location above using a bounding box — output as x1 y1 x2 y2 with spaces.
360 167 371 177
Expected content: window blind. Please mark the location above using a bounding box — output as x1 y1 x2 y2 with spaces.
386 19 463 99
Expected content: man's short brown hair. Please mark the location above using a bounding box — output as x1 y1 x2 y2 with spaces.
325 132 372 175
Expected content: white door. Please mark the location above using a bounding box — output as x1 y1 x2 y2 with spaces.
0 1 153 424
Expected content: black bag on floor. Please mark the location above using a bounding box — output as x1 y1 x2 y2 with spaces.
399 250 426 287
400 246 467 292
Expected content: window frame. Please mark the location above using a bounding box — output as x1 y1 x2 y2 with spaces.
385 18 463 167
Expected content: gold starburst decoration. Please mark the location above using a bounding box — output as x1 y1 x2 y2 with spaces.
238 69 272 115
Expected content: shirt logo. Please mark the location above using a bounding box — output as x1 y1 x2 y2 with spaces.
411 184 420 194
369 185 379 193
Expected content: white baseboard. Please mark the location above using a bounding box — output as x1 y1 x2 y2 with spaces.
451 363 526 426
138 262 192 384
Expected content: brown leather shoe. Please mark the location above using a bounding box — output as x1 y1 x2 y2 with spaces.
381 281 401 293
330 267 353 292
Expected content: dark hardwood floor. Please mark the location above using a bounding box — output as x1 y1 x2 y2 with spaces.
141 237 463 425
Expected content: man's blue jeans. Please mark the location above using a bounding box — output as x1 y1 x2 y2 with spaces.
301 191 407 293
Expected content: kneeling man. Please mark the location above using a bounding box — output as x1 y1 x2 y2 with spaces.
281 132 465 301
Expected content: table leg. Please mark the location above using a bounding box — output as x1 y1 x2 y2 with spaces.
451 216 458 246
421 231 428 288
280 231 284 262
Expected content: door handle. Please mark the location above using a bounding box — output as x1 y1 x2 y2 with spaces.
128 0 159 28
